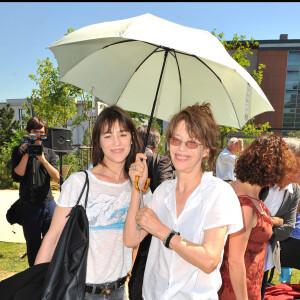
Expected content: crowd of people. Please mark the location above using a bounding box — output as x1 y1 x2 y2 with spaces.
3 102 300 300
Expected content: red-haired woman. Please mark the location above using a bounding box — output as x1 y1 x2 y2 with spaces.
219 135 297 300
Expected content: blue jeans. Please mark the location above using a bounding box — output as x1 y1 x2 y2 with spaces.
22 200 56 266
84 285 125 300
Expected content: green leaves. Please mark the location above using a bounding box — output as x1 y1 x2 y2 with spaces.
26 57 82 128
213 29 270 151
0 128 25 188
0 104 20 148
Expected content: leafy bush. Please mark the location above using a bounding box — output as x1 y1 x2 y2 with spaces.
60 151 81 178
12 182 20 189
0 129 25 189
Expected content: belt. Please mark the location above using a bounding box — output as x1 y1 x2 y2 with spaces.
85 275 127 295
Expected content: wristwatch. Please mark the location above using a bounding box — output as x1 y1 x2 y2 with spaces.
163 229 180 249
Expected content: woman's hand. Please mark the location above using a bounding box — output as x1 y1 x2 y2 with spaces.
129 153 148 189
136 205 169 239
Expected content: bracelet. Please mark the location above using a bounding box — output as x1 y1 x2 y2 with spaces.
163 229 180 249
134 176 151 193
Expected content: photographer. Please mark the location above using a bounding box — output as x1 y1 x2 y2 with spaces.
11 117 59 266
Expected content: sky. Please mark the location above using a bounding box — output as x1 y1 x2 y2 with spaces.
1 2 300 101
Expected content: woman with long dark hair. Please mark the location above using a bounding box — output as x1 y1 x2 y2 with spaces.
35 105 143 299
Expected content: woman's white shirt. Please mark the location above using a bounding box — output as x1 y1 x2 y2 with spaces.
143 172 243 300
57 170 133 284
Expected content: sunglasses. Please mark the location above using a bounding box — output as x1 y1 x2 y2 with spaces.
169 137 202 149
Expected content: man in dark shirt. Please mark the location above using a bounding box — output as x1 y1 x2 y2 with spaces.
11 117 59 266
129 125 174 300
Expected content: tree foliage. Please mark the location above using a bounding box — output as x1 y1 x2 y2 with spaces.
287 130 300 138
25 57 81 128
0 104 20 148
0 129 25 188
212 29 270 149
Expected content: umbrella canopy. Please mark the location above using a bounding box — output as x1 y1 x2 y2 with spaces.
48 13 274 129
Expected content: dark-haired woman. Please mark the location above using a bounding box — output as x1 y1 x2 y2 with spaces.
219 135 297 300
124 103 243 300
35 105 143 299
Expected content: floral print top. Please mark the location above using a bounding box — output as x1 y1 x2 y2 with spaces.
219 195 273 300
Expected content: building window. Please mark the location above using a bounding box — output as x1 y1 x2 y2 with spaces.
18 109 26 120
283 51 300 129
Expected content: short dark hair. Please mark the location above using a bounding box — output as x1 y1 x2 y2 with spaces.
235 135 297 188
25 117 48 134
91 105 143 178
166 102 217 169
137 125 161 148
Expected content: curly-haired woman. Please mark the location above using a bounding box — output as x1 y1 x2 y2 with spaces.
218 135 298 300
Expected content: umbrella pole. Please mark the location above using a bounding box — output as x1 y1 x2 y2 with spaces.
143 48 169 153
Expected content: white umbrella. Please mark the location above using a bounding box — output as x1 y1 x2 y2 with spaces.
49 13 274 144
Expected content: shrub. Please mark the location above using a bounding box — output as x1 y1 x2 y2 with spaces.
0 129 25 189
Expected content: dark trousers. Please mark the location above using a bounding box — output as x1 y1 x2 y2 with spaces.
261 268 275 299
128 234 152 300
22 200 56 266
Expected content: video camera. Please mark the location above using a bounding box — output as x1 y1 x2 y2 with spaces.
22 134 47 156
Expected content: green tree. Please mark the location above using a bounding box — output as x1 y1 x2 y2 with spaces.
287 130 300 138
211 30 270 149
0 129 25 188
211 30 266 84
25 57 81 128
0 104 20 148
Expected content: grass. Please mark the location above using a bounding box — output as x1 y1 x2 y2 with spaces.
271 267 300 284
0 241 28 281
0 241 299 284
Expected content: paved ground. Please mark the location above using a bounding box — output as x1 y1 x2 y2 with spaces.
0 189 60 243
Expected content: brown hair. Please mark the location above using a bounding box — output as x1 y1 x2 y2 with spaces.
91 105 143 178
235 134 297 188
137 125 161 148
25 117 48 134
165 102 217 169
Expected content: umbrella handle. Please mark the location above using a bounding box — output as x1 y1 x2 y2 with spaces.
135 176 144 231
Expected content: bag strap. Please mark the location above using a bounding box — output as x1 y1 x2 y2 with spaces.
75 170 89 208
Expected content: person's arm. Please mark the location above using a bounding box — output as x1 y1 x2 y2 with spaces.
124 153 150 247
35 205 72 264
35 172 85 264
135 205 229 273
270 185 300 243
271 216 284 227
220 152 237 165
170 225 228 273
12 144 29 179
37 151 60 183
238 139 244 153
227 205 255 300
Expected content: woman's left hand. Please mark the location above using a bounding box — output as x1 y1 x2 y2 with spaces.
136 205 169 239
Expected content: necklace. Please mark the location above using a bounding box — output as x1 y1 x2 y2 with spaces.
104 165 126 184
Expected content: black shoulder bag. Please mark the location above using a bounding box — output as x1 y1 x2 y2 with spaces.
41 170 90 300
6 199 23 225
